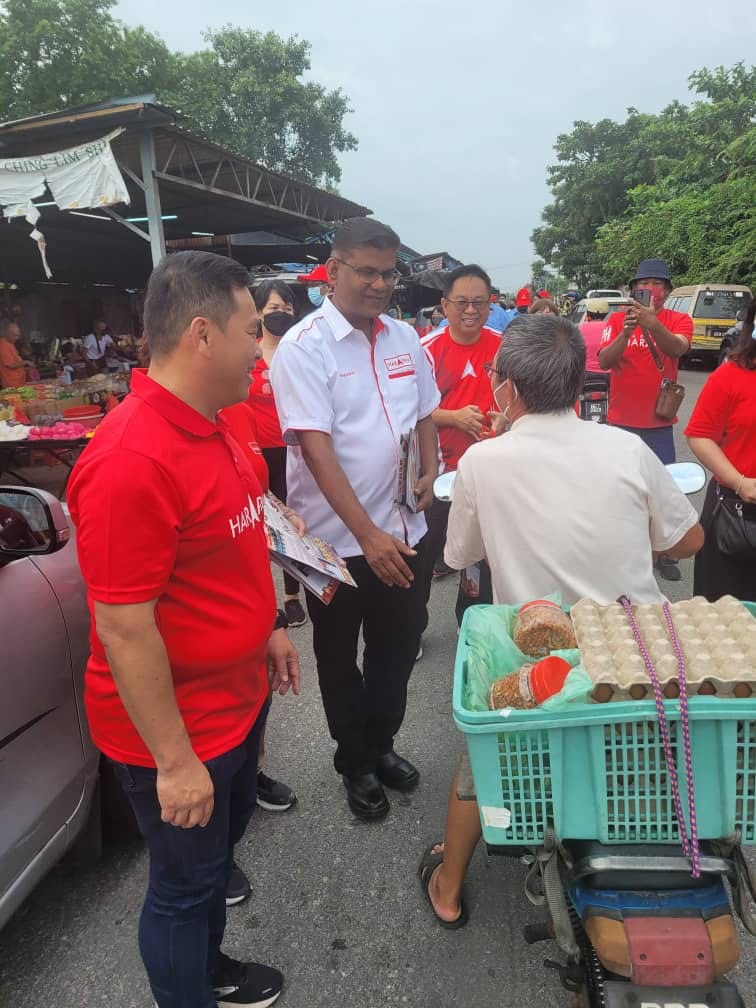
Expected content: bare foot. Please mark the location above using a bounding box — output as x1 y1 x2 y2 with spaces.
424 843 463 924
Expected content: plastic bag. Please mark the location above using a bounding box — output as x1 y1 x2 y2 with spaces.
463 598 592 713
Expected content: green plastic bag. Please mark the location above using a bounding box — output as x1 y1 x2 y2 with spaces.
463 597 593 713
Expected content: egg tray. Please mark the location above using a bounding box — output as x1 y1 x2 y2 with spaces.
571 595 756 702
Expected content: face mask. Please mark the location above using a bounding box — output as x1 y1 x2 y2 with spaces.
635 283 666 312
492 378 519 421
263 311 294 338
308 287 325 307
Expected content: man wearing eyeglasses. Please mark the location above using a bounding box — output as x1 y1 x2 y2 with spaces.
420 265 503 616
270 218 440 821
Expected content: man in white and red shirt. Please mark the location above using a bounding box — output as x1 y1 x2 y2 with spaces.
271 218 440 822
68 251 299 1008
599 257 693 580
421 264 502 610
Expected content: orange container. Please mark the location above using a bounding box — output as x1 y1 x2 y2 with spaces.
528 656 571 704
63 405 103 419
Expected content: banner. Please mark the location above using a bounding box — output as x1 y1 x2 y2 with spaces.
0 129 130 277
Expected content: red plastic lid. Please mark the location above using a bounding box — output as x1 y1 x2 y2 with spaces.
529 656 571 704
518 599 561 615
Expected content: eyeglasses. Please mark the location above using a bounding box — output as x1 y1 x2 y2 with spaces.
483 363 505 379
331 258 401 285
445 297 490 311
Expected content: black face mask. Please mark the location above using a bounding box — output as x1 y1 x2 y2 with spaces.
263 310 294 338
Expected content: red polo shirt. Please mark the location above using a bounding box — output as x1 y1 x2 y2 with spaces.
421 325 502 470
68 370 276 767
247 356 284 448
600 308 693 428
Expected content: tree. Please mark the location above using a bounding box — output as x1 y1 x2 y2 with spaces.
0 0 357 187
532 63 756 289
169 27 357 186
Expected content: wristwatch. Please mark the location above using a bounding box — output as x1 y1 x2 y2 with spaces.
273 608 289 631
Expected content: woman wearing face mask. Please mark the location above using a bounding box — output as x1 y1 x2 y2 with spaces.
417 313 703 930
685 299 756 602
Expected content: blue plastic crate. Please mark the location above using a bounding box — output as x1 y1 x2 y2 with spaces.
453 602 756 846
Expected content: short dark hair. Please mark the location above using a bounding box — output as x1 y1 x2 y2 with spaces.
331 217 400 256
253 279 295 312
443 264 492 299
143 252 250 357
730 299 756 371
495 314 586 412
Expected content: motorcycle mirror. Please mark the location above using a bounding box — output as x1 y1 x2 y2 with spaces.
665 461 706 495
433 471 456 502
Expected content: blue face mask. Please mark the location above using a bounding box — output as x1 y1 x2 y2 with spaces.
308 287 325 307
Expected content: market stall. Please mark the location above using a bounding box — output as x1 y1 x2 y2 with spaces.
0 374 124 496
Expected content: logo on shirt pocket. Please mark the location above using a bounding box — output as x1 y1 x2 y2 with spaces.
384 353 415 380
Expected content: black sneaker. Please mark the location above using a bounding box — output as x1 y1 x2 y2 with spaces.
256 770 297 812
225 860 252 907
214 952 283 1008
284 597 307 627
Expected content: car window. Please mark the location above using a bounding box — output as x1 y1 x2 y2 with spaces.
675 295 692 313
0 493 50 551
693 290 750 319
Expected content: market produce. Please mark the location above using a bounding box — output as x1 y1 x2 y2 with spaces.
571 595 756 701
488 655 572 710
513 599 577 658
28 421 88 440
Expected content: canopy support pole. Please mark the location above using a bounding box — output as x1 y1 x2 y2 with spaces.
138 130 165 266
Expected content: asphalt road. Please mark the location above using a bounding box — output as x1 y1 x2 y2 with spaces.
2 364 755 1008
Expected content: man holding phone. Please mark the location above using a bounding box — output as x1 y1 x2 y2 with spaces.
598 258 693 580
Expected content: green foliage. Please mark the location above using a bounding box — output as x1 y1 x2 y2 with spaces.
533 63 756 290
0 0 357 186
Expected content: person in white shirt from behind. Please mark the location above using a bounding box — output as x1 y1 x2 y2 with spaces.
418 312 704 929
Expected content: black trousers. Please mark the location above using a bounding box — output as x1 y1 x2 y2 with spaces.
694 479 756 602
305 536 427 776
262 446 299 597
421 496 493 630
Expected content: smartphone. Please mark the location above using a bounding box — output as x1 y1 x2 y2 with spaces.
632 289 651 307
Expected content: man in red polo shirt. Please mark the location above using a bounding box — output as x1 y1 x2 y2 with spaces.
421 264 502 620
598 257 693 581
68 251 300 1008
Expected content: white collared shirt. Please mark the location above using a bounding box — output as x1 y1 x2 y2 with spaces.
445 411 698 606
270 297 440 557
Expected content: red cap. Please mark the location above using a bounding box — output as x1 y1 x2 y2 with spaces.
515 287 531 306
538 289 550 299
528 656 571 704
296 263 330 283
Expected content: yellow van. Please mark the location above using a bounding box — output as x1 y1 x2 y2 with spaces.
665 284 753 365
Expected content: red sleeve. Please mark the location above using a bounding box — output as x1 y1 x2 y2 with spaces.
684 365 732 442
668 310 693 345
72 449 182 604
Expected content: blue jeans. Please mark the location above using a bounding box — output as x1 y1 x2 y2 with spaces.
109 702 268 1008
614 423 676 465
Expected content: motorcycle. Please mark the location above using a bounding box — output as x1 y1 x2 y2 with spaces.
435 463 756 1008
578 371 610 424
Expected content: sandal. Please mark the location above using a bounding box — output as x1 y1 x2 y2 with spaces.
417 842 469 929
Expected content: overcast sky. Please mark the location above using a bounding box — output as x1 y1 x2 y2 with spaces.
116 0 754 292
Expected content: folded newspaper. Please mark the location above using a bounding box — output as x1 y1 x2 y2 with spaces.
264 494 357 604
395 427 423 513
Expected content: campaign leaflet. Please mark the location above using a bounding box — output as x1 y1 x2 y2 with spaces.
263 493 357 604
395 427 423 513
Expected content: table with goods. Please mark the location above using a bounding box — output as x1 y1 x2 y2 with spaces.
0 373 130 496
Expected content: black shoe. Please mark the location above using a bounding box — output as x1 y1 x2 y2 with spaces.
656 556 682 582
343 772 390 820
214 952 283 1008
284 597 307 627
256 770 297 812
225 861 252 907
376 751 420 791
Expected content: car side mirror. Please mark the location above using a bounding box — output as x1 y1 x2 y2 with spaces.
0 486 71 560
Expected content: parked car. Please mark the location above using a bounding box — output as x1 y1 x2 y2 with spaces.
0 485 134 930
585 288 623 299
570 296 630 325
665 284 753 366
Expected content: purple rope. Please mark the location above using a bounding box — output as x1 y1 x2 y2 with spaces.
618 596 701 878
